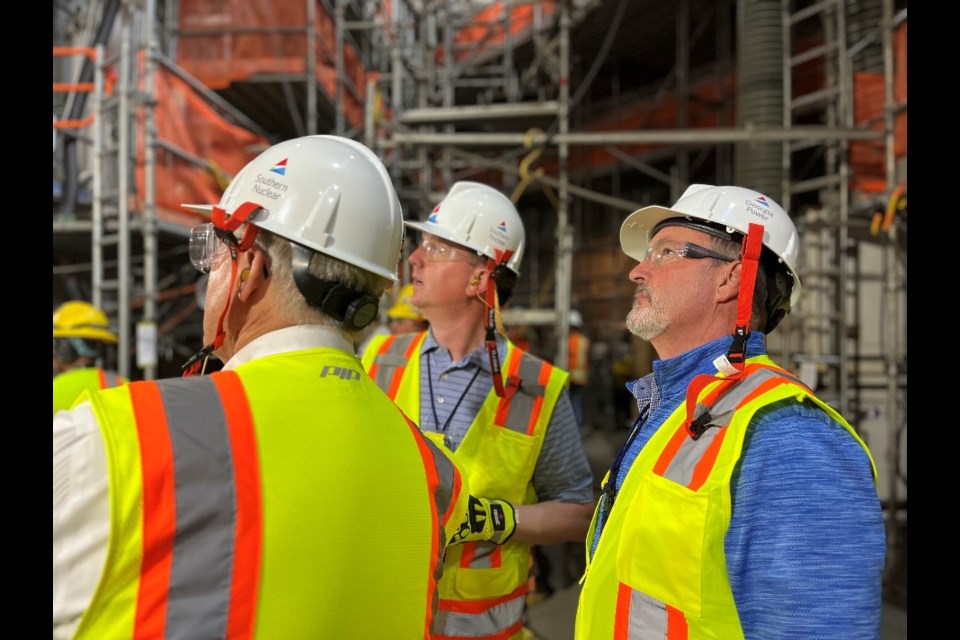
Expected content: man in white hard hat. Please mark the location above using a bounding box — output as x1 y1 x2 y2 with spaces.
575 185 885 639
53 136 471 639
362 181 595 639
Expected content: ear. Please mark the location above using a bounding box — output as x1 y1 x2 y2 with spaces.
715 260 741 304
466 268 489 296
237 247 269 303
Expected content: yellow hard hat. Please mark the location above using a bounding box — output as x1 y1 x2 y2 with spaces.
52 301 118 344
388 284 425 321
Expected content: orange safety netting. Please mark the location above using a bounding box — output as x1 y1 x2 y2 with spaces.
849 22 907 194
440 1 556 64
176 0 367 129
134 62 268 221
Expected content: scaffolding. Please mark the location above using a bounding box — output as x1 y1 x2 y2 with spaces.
53 0 271 379
777 0 907 594
53 0 906 594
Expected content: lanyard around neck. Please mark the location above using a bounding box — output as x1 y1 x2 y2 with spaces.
426 349 483 434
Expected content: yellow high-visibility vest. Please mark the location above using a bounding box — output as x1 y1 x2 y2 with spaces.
575 357 876 639
53 367 126 416
362 332 571 638
72 347 466 639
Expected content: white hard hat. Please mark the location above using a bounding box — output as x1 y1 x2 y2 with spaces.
620 184 801 307
569 310 583 327
184 135 403 281
405 181 526 274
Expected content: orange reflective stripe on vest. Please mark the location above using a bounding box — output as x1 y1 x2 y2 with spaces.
370 333 427 400
577 359 855 639
656 365 810 490
129 374 262 639
493 348 553 435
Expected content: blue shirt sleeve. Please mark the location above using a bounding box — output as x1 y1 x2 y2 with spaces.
725 399 886 639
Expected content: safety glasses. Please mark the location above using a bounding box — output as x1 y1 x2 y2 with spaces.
419 236 469 262
641 240 737 268
189 223 234 274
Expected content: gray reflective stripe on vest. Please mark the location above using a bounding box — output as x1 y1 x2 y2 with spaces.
627 590 669 638
465 541 498 569
622 366 805 635
433 596 525 637
374 339 549 436
500 352 549 434
372 333 420 390
419 432 459 614
661 367 801 487
102 371 122 388
155 377 237 638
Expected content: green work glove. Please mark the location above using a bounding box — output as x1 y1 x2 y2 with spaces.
449 496 518 545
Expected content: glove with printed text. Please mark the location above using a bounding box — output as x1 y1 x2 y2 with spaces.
449 495 518 546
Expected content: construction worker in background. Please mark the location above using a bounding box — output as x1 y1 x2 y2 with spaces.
53 300 127 415
575 185 885 639
53 135 473 639
566 309 591 428
387 282 430 334
362 181 595 640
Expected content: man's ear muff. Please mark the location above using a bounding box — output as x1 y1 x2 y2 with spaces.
291 245 381 331
54 339 78 365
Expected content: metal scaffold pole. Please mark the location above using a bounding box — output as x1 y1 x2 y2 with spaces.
141 0 159 380
554 0 572 368
116 6 132 380
881 0 905 589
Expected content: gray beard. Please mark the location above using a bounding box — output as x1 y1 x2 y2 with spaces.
625 286 667 340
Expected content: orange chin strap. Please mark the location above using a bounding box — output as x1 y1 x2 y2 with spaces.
725 222 764 370
679 222 765 440
182 202 262 376
483 249 521 399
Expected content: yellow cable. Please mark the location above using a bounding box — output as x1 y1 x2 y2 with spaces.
511 128 545 204
205 159 232 191
881 184 906 233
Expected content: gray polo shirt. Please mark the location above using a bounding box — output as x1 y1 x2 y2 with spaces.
417 331 594 504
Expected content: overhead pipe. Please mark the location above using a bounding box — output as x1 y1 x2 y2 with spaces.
735 0 784 202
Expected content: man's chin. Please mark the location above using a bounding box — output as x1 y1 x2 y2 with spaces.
626 315 664 341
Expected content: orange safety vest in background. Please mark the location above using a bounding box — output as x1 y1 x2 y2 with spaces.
568 330 590 386
71 347 465 639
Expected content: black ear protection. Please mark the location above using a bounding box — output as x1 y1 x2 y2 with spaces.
291 245 381 331
54 338 79 365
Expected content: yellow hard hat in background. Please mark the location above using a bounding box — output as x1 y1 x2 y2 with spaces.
388 284 425 321
52 300 118 344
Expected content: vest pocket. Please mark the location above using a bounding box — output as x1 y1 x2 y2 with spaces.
616 472 707 618
449 542 530 599
468 427 539 502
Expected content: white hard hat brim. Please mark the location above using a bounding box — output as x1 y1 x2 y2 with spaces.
404 219 467 250
619 205 687 262
181 203 214 215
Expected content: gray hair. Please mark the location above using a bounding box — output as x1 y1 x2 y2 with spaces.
256 229 392 337
705 234 792 333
